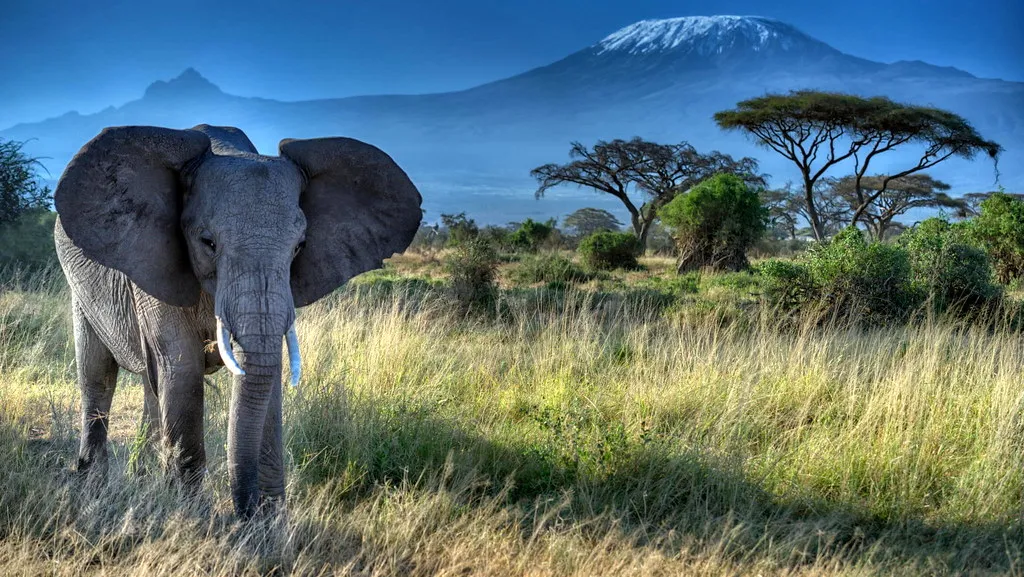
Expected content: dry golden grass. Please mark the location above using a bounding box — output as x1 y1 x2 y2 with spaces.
0 271 1021 576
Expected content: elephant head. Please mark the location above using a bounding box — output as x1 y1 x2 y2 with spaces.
54 125 421 516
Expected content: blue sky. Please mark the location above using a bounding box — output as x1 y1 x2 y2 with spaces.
1 0 1021 129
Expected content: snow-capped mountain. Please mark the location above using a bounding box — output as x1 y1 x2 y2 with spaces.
596 16 832 57
3 16 1021 223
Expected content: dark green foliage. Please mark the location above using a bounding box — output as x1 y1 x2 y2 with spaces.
444 239 499 311
807 228 918 322
0 139 51 226
507 218 555 253
509 253 591 286
760 222 1002 322
759 228 918 323
440 212 479 247
658 174 767 273
757 259 817 312
967 191 1024 283
0 208 58 270
578 232 639 271
899 218 1000 311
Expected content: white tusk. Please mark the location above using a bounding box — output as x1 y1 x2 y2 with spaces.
285 323 301 387
216 316 245 376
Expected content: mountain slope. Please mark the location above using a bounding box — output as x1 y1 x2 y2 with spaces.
3 16 1021 223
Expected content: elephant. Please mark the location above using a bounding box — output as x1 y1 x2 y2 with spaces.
53 124 422 517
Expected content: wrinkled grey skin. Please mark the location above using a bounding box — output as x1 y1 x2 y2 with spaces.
54 124 421 517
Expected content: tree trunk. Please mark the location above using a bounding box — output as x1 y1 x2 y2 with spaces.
803 177 825 242
675 240 748 274
635 219 652 256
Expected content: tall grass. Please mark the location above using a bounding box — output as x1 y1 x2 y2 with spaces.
0 269 1021 575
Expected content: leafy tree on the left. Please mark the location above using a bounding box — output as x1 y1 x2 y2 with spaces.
0 138 51 225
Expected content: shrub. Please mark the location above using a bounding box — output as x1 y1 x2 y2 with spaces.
757 259 816 312
967 191 1024 283
509 253 590 286
0 139 52 225
444 240 498 312
478 225 512 249
440 212 479 247
507 218 555 253
758 228 920 323
578 232 639 271
0 208 57 270
658 173 767 273
807 228 918 322
899 218 1000 311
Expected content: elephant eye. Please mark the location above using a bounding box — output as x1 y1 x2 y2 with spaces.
200 236 217 253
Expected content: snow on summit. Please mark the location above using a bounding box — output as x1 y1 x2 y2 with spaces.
597 15 812 56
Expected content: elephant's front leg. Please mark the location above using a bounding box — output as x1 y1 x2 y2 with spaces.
155 353 207 486
138 307 209 487
141 371 161 442
72 301 120 474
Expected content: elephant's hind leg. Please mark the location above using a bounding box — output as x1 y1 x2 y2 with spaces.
72 299 120 474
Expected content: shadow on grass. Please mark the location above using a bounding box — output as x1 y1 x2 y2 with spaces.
2 390 1019 575
287 389 1023 574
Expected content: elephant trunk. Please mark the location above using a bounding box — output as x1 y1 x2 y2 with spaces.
227 333 283 517
219 270 296 518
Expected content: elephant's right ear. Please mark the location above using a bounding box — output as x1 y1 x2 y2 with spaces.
54 126 211 306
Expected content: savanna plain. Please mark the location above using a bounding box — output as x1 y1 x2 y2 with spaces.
0 254 1021 576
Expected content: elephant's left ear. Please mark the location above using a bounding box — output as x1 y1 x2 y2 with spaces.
280 137 422 307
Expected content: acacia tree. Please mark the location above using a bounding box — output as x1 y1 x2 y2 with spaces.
834 174 965 240
562 207 623 238
765 180 851 240
532 138 762 253
844 105 1001 226
715 91 1000 241
0 138 51 225
961 191 1024 217
759 187 801 240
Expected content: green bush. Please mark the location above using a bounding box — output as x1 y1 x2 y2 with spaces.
509 253 590 286
441 212 480 247
758 228 919 323
899 218 1000 311
757 259 816 313
0 209 57 271
1 139 52 225
478 225 512 249
578 232 639 271
807 228 918 322
967 191 1024 283
658 173 767 273
507 218 555 253
444 240 498 312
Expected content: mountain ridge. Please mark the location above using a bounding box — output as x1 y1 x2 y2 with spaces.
3 15 1020 224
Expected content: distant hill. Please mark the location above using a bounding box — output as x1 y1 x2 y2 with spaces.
4 15 1020 224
